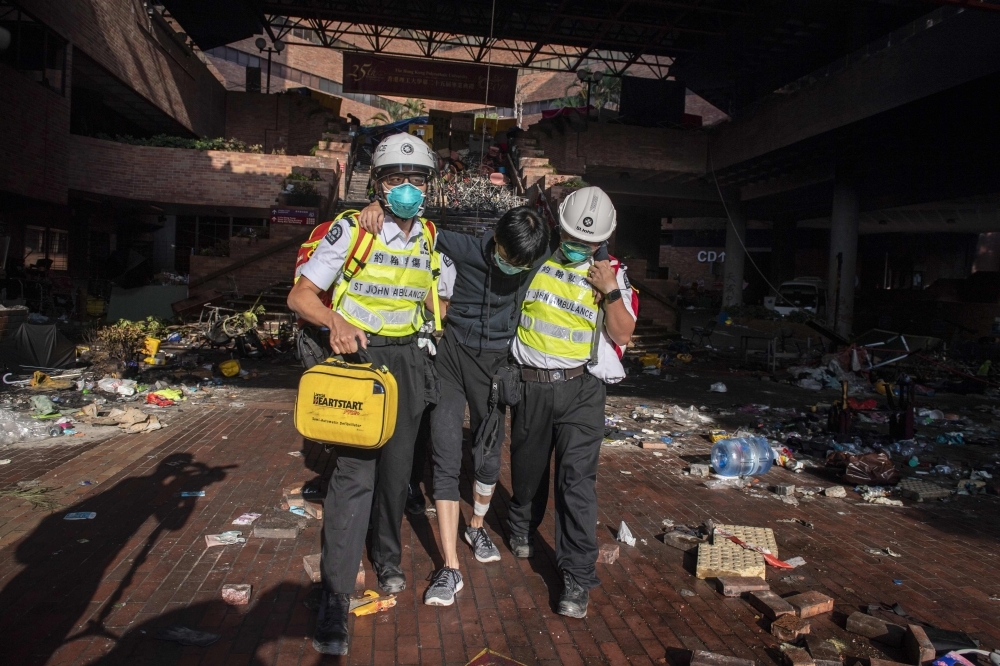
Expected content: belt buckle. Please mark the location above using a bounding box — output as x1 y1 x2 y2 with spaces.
550 370 562 381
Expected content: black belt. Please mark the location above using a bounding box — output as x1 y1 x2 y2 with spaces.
366 333 417 347
520 364 586 383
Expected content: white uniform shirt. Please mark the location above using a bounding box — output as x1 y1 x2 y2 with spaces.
298 215 455 299
511 255 635 383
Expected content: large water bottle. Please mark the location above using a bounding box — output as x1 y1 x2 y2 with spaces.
711 436 774 477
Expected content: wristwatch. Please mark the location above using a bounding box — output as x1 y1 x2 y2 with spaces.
605 288 622 304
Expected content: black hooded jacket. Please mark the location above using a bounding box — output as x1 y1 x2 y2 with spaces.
436 228 607 352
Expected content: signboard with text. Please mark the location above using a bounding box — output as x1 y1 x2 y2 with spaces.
270 207 317 225
342 53 517 107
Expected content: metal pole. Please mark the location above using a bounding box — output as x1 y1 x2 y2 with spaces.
833 251 843 333
266 49 272 94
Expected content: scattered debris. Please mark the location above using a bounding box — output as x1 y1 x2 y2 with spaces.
350 590 397 616
772 615 811 641
221 584 252 605
64 511 96 520
204 531 245 547
597 543 619 564
232 512 261 525
617 521 636 547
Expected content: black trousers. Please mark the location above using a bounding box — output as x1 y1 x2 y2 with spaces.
320 342 428 594
430 326 508 502
409 407 432 488
508 372 606 590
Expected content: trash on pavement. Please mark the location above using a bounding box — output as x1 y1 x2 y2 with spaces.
350 590 397 616
221 584 252 605
232 512 261 525
29 395 58 417
709 382 728 393
204 531 246 547
64 512 97 520
617 520 636 547
711 436 773 477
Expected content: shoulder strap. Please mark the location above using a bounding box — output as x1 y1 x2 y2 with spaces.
342 215 375 282
419 217 442 332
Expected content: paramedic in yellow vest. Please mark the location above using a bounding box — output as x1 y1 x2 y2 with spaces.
508 186 636 619
287 133 452 656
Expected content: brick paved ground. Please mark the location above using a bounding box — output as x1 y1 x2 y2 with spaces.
1 376 998 666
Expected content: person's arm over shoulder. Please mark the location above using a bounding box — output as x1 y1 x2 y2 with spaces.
298 219 353 291
435 228 481 264
437 253 456 299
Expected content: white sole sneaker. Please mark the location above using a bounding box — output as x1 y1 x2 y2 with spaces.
464 530 502 563
424 578 464 606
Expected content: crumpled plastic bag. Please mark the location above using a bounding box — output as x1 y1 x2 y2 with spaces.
668 404 713 426
829 452 901 486
29 395 59 417
617 520 636 547
709 382 727 393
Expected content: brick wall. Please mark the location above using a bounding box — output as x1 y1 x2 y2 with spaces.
0 63 72 204
20 0 225 137
525 118 708 175
65 135 339 210
659 246 724 285
189 223 306 296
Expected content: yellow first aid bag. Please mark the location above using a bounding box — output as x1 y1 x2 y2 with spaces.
294 357 398 448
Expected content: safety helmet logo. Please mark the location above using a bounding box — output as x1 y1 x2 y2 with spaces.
401 143 414 155
582 217 594 227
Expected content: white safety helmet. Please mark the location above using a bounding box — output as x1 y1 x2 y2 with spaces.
372 133 438 181
558 186 617 242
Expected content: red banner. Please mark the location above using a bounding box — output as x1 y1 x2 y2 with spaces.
342 53 517 107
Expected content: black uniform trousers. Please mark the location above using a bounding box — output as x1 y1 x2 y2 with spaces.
320 341 427 594
508 372 606 590
430 326 508 501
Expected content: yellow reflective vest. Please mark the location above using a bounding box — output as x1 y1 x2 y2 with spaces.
331 217 439 337
516 257 598 361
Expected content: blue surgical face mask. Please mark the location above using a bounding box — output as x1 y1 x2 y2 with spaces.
494 248 528 275
384 182 425 219
560 240 594 264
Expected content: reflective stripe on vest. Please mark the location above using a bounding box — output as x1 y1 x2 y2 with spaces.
332 222 434 336
517 258 599 360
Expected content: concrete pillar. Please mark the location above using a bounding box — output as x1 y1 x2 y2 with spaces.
770 217 797 287
722 196 746 308
153 215 177 272
827 173 860 337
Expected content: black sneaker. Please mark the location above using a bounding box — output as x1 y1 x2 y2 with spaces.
405 483 426 515
374 563 406 593
509 533 534 558
557 570 589 619
423 567 464 606
312 590 350 655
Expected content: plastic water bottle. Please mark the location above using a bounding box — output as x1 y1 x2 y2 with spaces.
711 436 774 477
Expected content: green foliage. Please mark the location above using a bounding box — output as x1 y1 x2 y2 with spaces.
95 133 264 153
96 319 148 362
561 178 589 189
137 316 169 339
367 98 427 126
553 69 622 116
